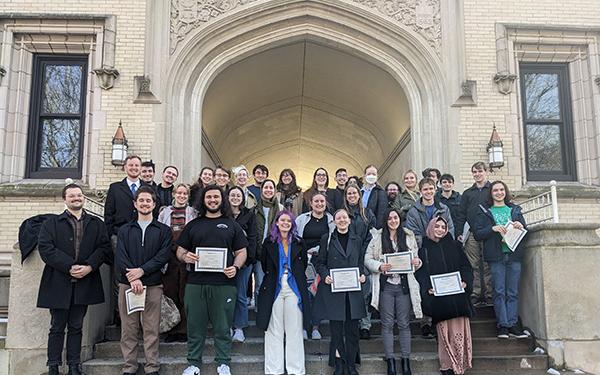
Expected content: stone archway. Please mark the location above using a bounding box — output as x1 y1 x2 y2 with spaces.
162 0 449 182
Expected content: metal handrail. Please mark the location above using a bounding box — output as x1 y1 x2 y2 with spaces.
517 181 559 225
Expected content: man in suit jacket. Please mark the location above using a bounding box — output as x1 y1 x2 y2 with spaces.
104 154 145 323
37 183 112 375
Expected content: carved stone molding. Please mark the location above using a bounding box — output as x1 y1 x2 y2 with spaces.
452 80 477 107
351 0 441 53
169 0 441 54
133 75 160 104
92 68 120 90
494 72 518 95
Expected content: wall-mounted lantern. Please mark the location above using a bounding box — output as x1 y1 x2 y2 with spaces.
111 120 128 166
487 124 504 170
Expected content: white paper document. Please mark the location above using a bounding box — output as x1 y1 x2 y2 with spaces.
195 247 227 272
330 267 361 293
125 286 147 315
502 221 528 252
430 271 464 297
383 251 414 274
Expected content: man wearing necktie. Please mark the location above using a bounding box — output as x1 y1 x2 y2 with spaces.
104 154 144 325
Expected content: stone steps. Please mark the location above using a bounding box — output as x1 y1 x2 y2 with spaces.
85 305 549 374
104 318 500 341
94 336 533 358
82 352 548 375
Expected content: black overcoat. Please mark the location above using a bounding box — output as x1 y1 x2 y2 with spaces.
313 228 367 321
415 235 474 325
256 238 310 331
37 211 112 309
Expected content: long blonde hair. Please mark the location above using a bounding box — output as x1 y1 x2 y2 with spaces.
343 183 368 223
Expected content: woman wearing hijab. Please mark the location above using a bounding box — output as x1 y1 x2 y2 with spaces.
364 208 422 375
257 210 309 375
415 217 474 375
313 209 368 375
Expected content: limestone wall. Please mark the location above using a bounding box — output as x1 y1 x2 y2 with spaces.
520 223 600 374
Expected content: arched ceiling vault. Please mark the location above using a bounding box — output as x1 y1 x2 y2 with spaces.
202 41 410 187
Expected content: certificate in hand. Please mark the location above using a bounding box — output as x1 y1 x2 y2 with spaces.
430 271 464 297
503 221 528 252
383 251 414 274
330 267 361 293
195 247 227 272
125 286 146 315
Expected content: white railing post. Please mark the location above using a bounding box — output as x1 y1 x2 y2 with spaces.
550 180 559 223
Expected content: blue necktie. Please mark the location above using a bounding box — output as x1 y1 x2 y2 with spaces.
131 183 137 195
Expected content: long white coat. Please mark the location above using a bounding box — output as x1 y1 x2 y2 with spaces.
364 228 423 319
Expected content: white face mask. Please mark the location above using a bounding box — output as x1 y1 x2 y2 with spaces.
365 175 378 185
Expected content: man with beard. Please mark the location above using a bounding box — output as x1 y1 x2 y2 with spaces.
37 184 112 375
156 165 179 209
177 185 248 375
384 181 401 207
115 186 172 375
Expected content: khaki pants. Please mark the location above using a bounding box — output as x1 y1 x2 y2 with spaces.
118 284 163 373
464 234 492 301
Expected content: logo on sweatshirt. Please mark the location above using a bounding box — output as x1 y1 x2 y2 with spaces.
217 223 229 229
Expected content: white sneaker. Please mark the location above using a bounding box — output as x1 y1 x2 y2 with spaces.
182 365 200 375
217 364 231 375
311 328 322 340
302 329 308 340
232 328 245 343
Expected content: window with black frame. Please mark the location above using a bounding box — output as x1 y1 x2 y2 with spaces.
26 54 88 179
519 63 576 181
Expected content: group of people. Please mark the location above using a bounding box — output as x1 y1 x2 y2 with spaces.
34 156 529 375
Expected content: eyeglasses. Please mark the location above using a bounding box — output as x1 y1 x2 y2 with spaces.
315 173 327 177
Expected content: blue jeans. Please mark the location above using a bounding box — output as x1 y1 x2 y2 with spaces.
253 262 265 312
233 265 253 329
489 255 521 328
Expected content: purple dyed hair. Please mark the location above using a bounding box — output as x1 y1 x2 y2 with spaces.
268 210 298 243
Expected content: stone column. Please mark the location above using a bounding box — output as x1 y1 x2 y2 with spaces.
520 223 600 374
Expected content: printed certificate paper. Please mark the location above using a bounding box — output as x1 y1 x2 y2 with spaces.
195 247 227 272
383 251 414 274
125 286 147 315
503 221 528 252
330 267 361 293
430 271 464 297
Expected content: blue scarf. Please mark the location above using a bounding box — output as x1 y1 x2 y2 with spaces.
276 241 303 310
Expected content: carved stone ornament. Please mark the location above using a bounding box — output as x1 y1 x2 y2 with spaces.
93 68 120 90
0 65 6 86
133 75 160 104
595 76 600 87
494 72 518 95
170 0 441 54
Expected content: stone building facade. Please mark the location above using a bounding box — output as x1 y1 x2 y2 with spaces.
0 0 599 373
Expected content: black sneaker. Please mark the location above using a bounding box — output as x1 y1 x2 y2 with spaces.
508 326 529 338
421 324 434 339
497 326 509 339
359 328 371 340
